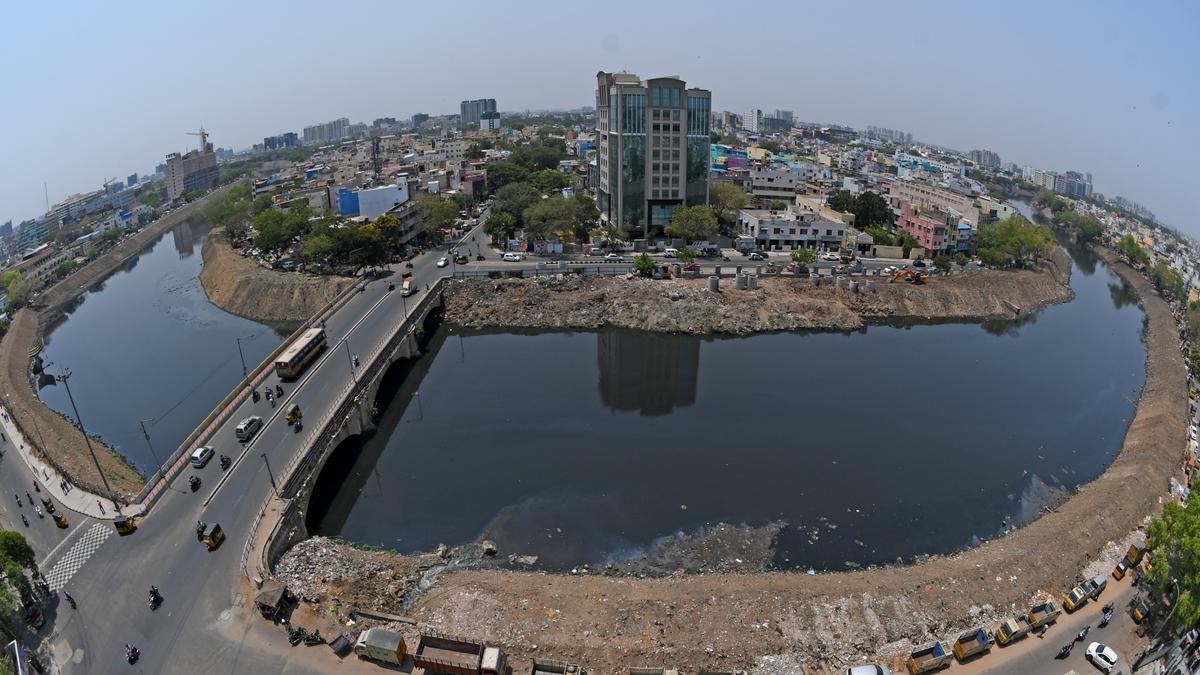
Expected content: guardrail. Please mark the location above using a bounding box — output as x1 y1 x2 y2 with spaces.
136 278 365 509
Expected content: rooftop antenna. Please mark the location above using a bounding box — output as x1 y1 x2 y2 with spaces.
44 182 49 212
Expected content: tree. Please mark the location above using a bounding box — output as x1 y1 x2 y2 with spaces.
527 169 572 195
509 144 563 171
827 189 856 213
791 248 817 270
865 226 896 247
252 207 309 254
709 182 747 227
954 252 970 267
493 183 542 226
465 144 485 160
1116 234 1151 267
522 199 570 241
632 252 655 276
664 205 719 242
54 260 78 278
416 195 459 236
2 272 33 309
102 227 123 243
484 210 518 242
1146 490 1200 630
568 194 600 242
485 162 529 193
1151 262 1186 300
759 140 782 154
676 247 698 264
769 200 787 211
975 216 1055 268
978 248 1005 267
933 254 952 273
0 532 35 570
852 190 892 227
251 194 274 216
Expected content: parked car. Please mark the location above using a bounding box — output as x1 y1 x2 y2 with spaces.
821 252 839 261
589 247 603 255
436 257 449 268
604 253 625 261
843 665 890 675
1085 642 1119 673
748 252 766 261
663 247 679 258
913 259 928 267
502 252 522 262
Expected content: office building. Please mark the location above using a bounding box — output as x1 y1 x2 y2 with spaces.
595 71 711 238
775 109 793 124
480 111 501 132
301 118 350 145
459 98 497 125
264 132 299 150
743 108 762 133
126 174 138 188
165 129 219 201
411 113 429 127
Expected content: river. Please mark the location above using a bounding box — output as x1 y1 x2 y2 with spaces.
308 227 1149 571
36 221 284 475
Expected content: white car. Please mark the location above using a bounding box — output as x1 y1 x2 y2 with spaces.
844 665 890 675
821 252 839 261
502 252 522 262
1086 642 1118 673
882 266 897 274
436 257 449 268
604 253 625 262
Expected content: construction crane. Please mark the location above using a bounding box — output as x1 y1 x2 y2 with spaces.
102 177 117 190
186 127 209 151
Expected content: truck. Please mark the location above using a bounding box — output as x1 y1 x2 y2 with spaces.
354 627 406 666
952 627 992 662
530 660 588 674
994 615 1032 645
400 271 416 297
1063 581 1093 612
413 633 506 675
906 640 953 673
1027 600 1061 629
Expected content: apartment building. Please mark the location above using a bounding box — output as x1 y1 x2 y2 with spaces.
738 204 846 251
749 168 800 200
889 177 980 226
460 98 497 125
897 203 951 253
595 71 711 237
302 118 350 145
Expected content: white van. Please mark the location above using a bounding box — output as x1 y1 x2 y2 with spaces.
189 446 214 468
663 248 679 258
235 416 263 442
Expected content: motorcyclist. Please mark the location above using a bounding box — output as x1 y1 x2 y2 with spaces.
20 514 28 527
34 505 42 518
63 591 75 608
275 385 283 397
352 355 360 368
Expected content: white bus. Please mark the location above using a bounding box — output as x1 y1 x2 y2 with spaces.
274 328 327 380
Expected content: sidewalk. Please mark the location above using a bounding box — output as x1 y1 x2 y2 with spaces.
0 405 139 520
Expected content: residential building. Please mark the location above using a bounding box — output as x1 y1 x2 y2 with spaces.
889 177 981 227
897 203 950 253
0 221 11 239
411 113 429 127
264 132 299 150
738 204 846 251
165 129 218 201
480 111 501 132
775 109 793 124
14 220 49 252
459 98 497 125
595 71 711 238
968 149 1001 168
795 195 855 227
7 244 72 286
302 118 350 145
358 183 411 220
743 108 762 133
750 168 800 200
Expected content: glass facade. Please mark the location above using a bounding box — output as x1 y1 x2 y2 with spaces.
621 135 646 231
621 94 645 133
685 96 711 206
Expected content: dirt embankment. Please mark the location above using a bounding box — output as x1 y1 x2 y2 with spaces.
198 230 354 324
274 246 1186 673
443 249 1073 334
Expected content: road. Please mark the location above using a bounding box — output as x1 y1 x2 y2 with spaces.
17 215 484 674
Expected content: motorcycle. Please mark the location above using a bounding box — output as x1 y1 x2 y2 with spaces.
294 420 302 433
34 505 43 519
1058 642 1074 659
219 455 231 470
63 592 76 609
20 514 28 527
303 629 325 646
287 627 305 646
124 645 140 665
1076 625 1090 642
388 283 395 291
189 476 201 492
252 389 260 403
1101 602 1114 627
275 385 283 397
269 396 275 409
148 587 162 610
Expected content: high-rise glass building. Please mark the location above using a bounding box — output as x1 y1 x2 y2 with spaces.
595 71 710 238
460 98 497 125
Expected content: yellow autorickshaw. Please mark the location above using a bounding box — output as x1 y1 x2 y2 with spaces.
114 516 137 536
198 523 225 551
52 513 67 529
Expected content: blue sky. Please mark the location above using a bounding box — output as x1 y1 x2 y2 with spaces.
2 1 1197 232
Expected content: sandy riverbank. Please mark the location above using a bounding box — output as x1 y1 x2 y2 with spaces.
198 230 355 324
443 248 1073 334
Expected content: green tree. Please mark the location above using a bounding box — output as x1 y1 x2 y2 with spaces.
978 247 1005 267
485 162 529 193
493 183 542 226
1151 262 1186 300
2 273 33 309
933 254 952 273
769 200 787 211
568 194 600 242
1146 490 1200 630
509 144 563 171
465 143 485 160
102 227 123 243
1116 234 1151 267
827 189 856 213
417 195 459 236
852 190 892 227
484 210 518 242
975 215 1055 268
252 207 309 254
139 189 165 208
251 194 274 216
865 226 896 247
632 252 655 276
527 169 572 194
709 182 747 227
522 199 569 241
53 260 78 278
758 140 782 154
954 252 970 267
0 532 35 570
790 248 817 270
664 205 719 242
677 247 698 264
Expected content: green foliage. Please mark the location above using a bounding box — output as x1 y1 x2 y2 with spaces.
417 195 460 235
181 187 202 201
2 272 33 309
486 162 529 193
138 187 166 208
827 189 892 227
218 166 248 185
933 254 952 272
758 140 782 154
198 184 251 230
508 140 564 171
954 252 970 267
493 183 542 227
0 532 35 570
251 194 274 216
252 205 310 253
865 226 896 247
677 247 697 263
769 200 787 211
484 210 518 241
790 248 818 267
1150 262 1186 300
664 205 719 242
975 216 1055 268
102 227 123 243
465 144 485 160
527 169 572 194
1055 210 1104 242
1117 234 1151 267
1146 490 1200 630
53 260 78 278
709 182 747 227
632 252 656 276
1189 345 1200 378
978 247 1005 267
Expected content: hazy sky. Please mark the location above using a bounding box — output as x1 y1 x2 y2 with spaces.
3 1 1197 232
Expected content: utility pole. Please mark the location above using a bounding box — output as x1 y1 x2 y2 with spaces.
139 419 164 486
261 453 277 494
56 368 116 505
236 337 248 377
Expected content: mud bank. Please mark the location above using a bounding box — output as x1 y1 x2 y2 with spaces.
198 230 354 324
443 249 1073 335
273 246 1185 673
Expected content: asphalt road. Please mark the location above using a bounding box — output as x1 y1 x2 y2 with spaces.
31 222 467 674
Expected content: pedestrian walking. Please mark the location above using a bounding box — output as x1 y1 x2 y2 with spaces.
96 500 105 514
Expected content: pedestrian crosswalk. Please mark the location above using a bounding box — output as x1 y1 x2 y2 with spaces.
44 523 110 591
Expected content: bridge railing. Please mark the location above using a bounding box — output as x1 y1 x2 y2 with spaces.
278 278 446 499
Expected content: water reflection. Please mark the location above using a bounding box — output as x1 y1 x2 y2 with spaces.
981 311 1041 338
1109 281 1140 310
172 222 196 258
597 330 699 416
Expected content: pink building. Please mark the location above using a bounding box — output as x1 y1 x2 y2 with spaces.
897 203 950 253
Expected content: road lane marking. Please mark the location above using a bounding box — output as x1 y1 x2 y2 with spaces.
43 522 110 591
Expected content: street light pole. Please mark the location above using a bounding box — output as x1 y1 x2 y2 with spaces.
236 337 248 377
139 419 164 486
344 341 356 381
261 453 277 494
55 368 116 505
